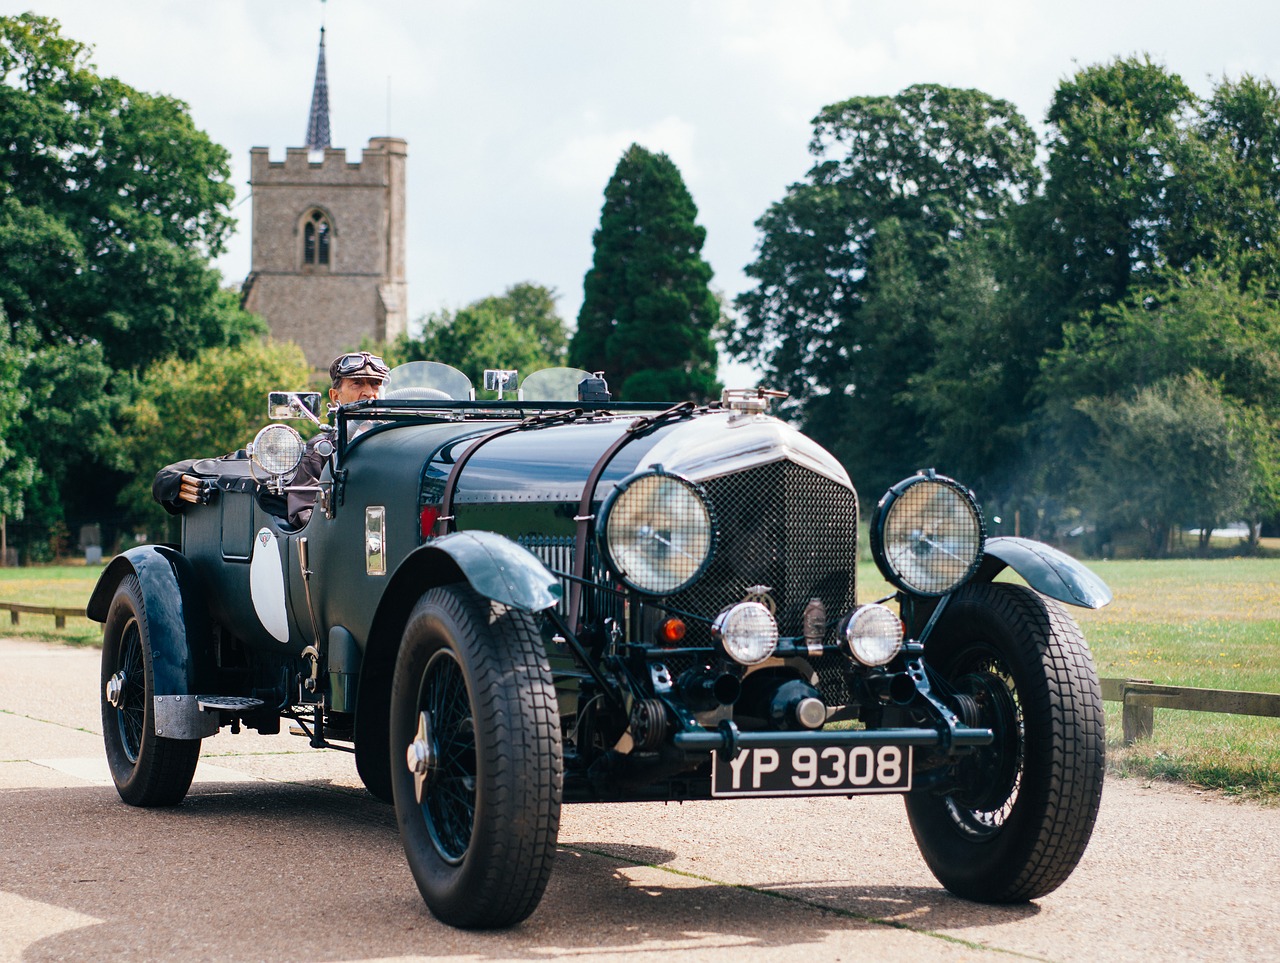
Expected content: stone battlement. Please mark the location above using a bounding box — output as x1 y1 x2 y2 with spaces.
250 138 408 184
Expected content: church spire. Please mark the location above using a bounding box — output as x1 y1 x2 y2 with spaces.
305 26 331 152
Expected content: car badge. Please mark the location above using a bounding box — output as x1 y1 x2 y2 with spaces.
744 584 777 615
803 598 827 657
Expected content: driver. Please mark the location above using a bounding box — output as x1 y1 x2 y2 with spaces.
287 351 390 527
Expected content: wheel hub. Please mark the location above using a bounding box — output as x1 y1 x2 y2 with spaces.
106 670 126 709
406 710 434 804
951 670 1020 813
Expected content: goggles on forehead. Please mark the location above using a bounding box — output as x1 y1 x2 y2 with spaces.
331 352 390 381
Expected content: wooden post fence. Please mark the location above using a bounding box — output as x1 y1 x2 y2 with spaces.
0 601 86 630
1101 677 1280 745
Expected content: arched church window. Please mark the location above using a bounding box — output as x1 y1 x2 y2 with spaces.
303 210 331 266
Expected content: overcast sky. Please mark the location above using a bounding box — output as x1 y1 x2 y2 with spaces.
14 1 1280 379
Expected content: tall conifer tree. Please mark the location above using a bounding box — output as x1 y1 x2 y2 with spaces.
571 144 719 401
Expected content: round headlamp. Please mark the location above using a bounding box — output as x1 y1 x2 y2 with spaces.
843 604 905 666
713 601 779 666
249 424 305 477
870 469 985 596
598 469 714 595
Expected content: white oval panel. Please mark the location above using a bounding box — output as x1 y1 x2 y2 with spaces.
249 527 290 643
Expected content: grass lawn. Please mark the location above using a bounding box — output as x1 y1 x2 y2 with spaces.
0 562 103 645
3 556 1278 797
1073 558 1280 799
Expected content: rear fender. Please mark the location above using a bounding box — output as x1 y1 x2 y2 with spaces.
976 536 1112 609
87 545 217 696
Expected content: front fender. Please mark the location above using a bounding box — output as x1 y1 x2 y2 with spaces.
976 536 1112 609
353 530 563 799
419 530 562 613
87 545 216 696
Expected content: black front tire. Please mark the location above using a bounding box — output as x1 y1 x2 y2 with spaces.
100 575 201 806
390 585 562 929
906 582 1104 902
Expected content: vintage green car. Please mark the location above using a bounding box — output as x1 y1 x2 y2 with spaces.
88 362 1111 928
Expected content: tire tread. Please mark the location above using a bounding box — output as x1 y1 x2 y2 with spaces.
101 574 201 808
392 584 562 928
907 581 1105 902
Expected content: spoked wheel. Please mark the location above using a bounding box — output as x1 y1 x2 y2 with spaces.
390 584 562 929
414 649 475 862
906 582 1104 902
100 575 201 806
110 620 147 762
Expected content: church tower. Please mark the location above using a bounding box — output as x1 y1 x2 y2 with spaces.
242 27 408 369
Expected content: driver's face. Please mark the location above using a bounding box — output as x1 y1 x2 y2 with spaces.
330 377 384 405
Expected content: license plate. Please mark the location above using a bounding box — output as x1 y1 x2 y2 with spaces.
711 744 913 797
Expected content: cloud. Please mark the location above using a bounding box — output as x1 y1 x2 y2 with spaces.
539 116 701 193
711 0 1039 103
715 1 884 98
31 0 1280 327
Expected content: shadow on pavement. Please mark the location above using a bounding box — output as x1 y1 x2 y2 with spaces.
5 780 1034 961
563 838 1040 937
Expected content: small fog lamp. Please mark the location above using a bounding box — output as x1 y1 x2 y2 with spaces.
713 601 778 666
843 604 904 666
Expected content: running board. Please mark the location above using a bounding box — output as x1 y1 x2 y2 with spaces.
197 696 265 713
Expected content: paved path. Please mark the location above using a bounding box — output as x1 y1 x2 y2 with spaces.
2 635 1278 962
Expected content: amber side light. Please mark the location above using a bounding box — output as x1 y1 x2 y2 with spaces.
658 618 687 645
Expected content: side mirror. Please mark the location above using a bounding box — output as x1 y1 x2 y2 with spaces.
483 369 519 396
268 391 324 424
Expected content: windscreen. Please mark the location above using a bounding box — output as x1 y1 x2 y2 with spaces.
520 367 592 401
383 361 474 401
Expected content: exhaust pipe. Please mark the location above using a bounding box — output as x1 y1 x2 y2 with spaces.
678 669 742 710
865 670 919 706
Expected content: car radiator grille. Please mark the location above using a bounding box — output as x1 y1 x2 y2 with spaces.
519 533 576 608
521 461 858 704
517 534 622 628
670 461 857 646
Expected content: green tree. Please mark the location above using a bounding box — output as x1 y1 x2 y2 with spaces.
1075 375 1252 556
19 339 122 520
905 65 1280 541
393 283 569 394
118 340 312 540
1234 404 1280 551
1033 262 1280 553
730 85 1038 496
476 282 568 364
571 144 719 401
1036 57 1199 321
1040 263 1280 409
0 15 260 369
0 318 36 524
799 217 934 493
1189 74 1280 289
903 232 1037 491
0 15 263 554
905 61 1220 523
